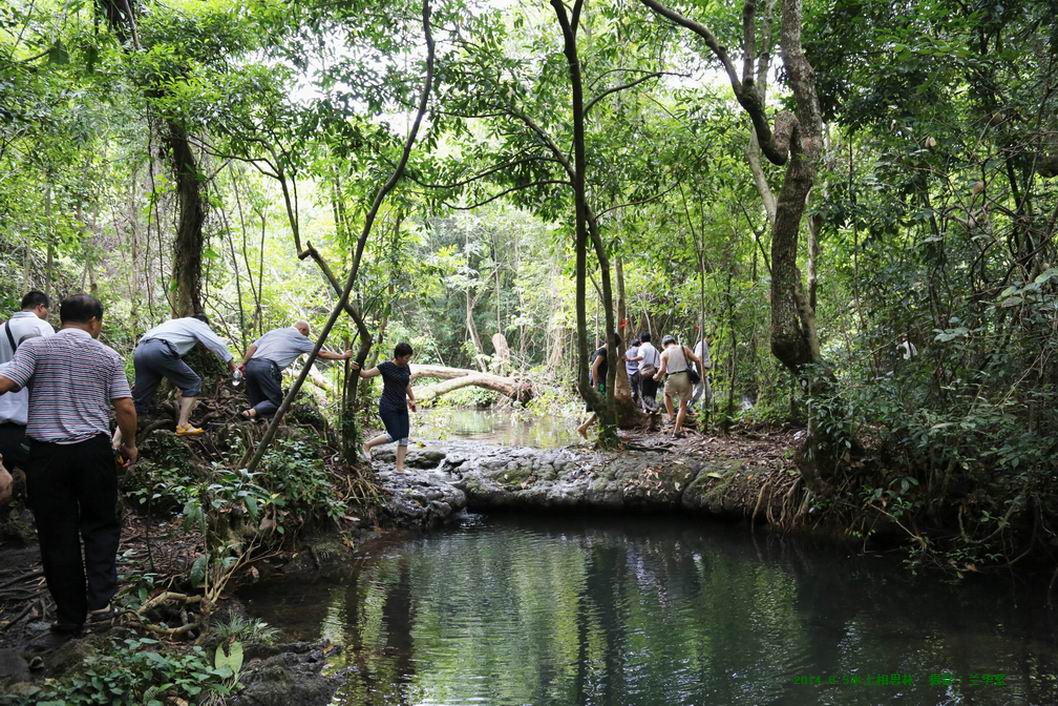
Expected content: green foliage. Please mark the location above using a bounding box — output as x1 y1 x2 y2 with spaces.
3 0 1058 573
123 431 200 512
211 613 280 646
259 436 345 526
32 638 242 705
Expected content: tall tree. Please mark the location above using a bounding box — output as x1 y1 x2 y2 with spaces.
641 0 845 482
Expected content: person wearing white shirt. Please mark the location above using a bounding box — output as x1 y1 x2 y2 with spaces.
897 334 917 360
0 291 55 478
131 314 236 436
631 332 661 412
691 336 713 407
237 321 352 419
652 335 705 436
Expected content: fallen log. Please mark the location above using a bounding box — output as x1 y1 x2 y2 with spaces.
410 364 532 403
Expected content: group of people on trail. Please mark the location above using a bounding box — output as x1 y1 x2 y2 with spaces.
0 290 418 648
118 313 416 468
579 330 712 438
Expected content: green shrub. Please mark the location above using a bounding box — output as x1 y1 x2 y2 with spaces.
211 613 279 647
259 437 345 526
123 431 201 513
31 637 242 705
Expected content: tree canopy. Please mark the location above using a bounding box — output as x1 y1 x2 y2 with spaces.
3 0 1058 567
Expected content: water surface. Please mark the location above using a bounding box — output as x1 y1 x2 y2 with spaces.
242 515 1058 705
414 407 581 448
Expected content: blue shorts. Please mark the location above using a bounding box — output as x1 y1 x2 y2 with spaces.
378 405 410 447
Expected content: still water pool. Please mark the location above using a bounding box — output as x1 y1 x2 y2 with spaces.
414 407 582 448
242 515 1058 705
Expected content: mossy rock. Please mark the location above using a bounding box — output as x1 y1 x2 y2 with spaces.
496 464 536 489
681 461 745 514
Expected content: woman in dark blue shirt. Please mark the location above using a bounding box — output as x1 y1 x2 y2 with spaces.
354 342 416 472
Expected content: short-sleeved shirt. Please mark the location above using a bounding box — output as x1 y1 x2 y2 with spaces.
0 312 55 425
624 345 639 375
140 318 233 362
694 340 711 370
251 327 315 371
638 342 660 372
0 328 131 444
591 347 608 386
377 360 411 412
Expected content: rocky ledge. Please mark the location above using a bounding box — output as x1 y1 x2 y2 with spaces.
374 433 800 525
233 641 345 706
372 457 468 528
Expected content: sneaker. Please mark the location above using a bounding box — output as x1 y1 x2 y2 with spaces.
28 624 82 652
175 424 206 437
49 621 83 634
87 604 115 630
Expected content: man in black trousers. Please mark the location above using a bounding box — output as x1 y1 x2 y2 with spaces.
0 294 137 647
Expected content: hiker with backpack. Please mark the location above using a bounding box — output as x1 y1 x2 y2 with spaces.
0 291 55 481
577 333 622 438
653 335 705 437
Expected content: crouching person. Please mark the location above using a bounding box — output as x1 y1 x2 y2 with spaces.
131 314 236 436
238 320 352 419
0 294 137 647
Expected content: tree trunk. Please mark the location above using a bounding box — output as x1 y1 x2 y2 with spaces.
643 0 840 485
612 256 642 425
166 121 206 317
410 364 531 403
466 291 486 370
552 0 619 442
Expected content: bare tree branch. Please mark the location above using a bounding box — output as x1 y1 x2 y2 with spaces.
246 0 436 472
640 0 791 165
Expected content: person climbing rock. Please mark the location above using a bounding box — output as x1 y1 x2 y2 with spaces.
0 294 137 649
237 320 352 420
127 314 236 437
353 342 417 472
653 335 704 437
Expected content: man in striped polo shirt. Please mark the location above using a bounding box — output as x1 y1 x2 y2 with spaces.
0 294 137 643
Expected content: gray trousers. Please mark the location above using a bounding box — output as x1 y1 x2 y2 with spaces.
245 358 283 417
691 375 713 406
133 338 201 413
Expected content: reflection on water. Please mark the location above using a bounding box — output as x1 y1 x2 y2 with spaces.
414 407 581 448
242 516 1058 705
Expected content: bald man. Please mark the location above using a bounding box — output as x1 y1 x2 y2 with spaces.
238 321 352 419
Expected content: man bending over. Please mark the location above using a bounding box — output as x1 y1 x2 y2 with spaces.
130 314 236 436
238 320 352 419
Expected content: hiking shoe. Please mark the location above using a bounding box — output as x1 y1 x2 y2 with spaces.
86 604 115 631
175 424 206 437
28 624 83 652
48 621 83 634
